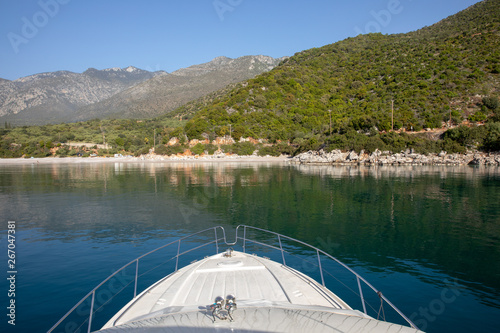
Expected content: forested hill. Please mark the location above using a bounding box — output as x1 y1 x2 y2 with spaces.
176 0 499 142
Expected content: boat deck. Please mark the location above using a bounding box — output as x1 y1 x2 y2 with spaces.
98 251 422 332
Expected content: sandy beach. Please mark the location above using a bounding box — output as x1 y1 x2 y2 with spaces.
0 155 291 165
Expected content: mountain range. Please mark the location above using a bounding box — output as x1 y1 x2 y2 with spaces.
0 66 164 125
75 55 286 121
0 55 285 125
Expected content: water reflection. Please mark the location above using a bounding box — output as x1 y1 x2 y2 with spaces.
0 162 499 332
292 164 500 180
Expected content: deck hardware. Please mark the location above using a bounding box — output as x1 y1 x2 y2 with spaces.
377 291 386 321
225 295 237 321
223 248 234 258
210 296 225 322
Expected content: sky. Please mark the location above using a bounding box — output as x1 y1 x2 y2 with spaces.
0 0 483 81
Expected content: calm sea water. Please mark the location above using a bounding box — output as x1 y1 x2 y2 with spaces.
1 161 499 333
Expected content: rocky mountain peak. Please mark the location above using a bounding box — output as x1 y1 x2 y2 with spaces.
171 55 283 77
125 66 139 72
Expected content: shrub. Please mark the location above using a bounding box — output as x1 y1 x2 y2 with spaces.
443 125 487 147
190 143 205 155
115 137 125 147
154 144 169 155
204 144 218 155
257 143 293 156
469 111 487 122
231 142 256 156
483 122 500 151
380 132 408 153
483 96 499 111
56 147 69 157
162 145 186 156
295 135 322 154
133 146 150 157
441 138 466 154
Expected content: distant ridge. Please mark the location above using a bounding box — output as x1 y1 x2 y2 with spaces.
0 56 285 125
0 67 165 125
74 55 287 121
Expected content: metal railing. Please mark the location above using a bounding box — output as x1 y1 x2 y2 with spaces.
47 226 227 333
48 225 419 332
231 225 419 329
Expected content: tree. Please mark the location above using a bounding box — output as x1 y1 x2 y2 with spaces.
483 96 499 112
185 118 209 140
115 137 125 147
232 125 246 140
254 95 267 108
483 123 500 151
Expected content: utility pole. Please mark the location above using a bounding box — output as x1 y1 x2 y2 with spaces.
100 125 105 147
153 128 156 151
449 101 452 126
391 100 394 132
328 110 332 136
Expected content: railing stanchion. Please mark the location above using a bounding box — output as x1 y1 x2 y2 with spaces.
134 259 139 298
175 239 181 271
278 234 286 266
88 291 95 333
357 276 367 314
317 249 325 287
215 228 219 254
243 226 247 253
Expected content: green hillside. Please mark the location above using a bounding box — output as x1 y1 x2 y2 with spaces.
173 0 499 149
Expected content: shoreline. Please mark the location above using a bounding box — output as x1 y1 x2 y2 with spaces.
291 149 500 166
1 150 500 166
0 155 291 165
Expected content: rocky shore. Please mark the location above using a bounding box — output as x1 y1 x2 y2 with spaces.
291 149 500 166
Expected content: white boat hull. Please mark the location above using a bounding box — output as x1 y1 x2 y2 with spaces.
97 251 422 333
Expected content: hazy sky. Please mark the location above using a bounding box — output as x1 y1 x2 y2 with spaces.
0 0 482 80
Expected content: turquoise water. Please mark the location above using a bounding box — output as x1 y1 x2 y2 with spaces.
0 162 499 332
